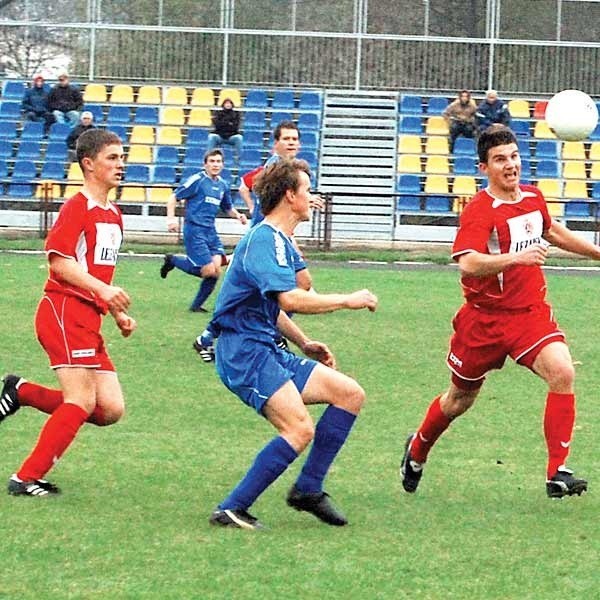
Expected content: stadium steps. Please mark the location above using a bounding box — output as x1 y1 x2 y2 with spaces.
319 89 398 239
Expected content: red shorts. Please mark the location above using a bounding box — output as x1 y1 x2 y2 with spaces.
446 301 565 389
35 293 115 371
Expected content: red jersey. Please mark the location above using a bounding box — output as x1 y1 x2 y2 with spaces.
240 165 264 191
452 184 552 311
44 192 123 312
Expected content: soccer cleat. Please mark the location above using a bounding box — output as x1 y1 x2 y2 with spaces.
159 254 175 279
189 306 209 313
209 508 265 530
286 485 348 526
192 339 215 363
400 433 424 493
274 336 290 352
546 467 588 499
0 374 23 423
7 474 60 497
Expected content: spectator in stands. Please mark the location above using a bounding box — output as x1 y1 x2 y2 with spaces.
48 70 83 129
22 74 54 134
476 89 511 134
66 111 96 161
206 98 243 156
443 89 477 153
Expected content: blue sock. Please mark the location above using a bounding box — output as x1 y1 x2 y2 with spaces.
219 436 298 511
171 254 200 276
190 277 217 310
295 406 357 494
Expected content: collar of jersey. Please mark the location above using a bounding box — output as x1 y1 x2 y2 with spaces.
489 187 536 209
81 189 119 214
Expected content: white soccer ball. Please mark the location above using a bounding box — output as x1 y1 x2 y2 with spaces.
545 89 598 141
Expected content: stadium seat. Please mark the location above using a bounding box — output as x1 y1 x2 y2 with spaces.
243 130 265 149
134 106 159 125
534 140 558 159
244 111 266 131
562 141 586 160
161 106 185 126
399 94 422 114
0 122 17 140
534 120 556 139
147 186 172 203
508 99 530 118
244 89 269 109
157 126 182 146
155 146 180 165
41 161 65 180
425 116 449 136
297 150 317 170
589 142 600 161
48 122 71 141
239 149 262 170
426 96 449 115
298 91 322 111
564 201 591 218
589 123 600 141
520 158 531 178
563 180 589 199
180 166 198 182
590 161 600 180
127 144 153 163
453 156 477 175
136 85 161 104
0 101 21 120
106 105 131 125
271 111 292 127
183 146 205 166
35 180 62 200
12 159 37 179
221 168 233 184
511 119 530 137
120 185 146 202
396 174 421 211
109 84 134 104
187 108 212 127
272 90 295 110
67 162 84 181
533 101 548 120
191 87 215 107
9 159 37 197
563 181 591 217
301 131 319 151
106 125 127 142
217 88 242 107
0 158 12 178
84 103 104 123
83 83 107 103
424 174 449 194
452 175 477 196
397 154 421 173
162 86 188 106
16 140 42 160
64 184 82 197
153 165 177 184
425 136 449 155
424 155 450 174
453 137 476 156
125 164 151 183
535 159 559 178
537 178 561 197
297 112 320 131
2 80 26 100
396 195 421 211
398 135 421 154
545 199 564 217
186 127 209 146
562 160 586 180
21 121 44 140
0 140 12 160
517 139 531 157
399 116 422 134
130 125 155 145
591 181 600 200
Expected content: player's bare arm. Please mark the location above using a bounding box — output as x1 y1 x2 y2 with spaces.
226 207 248 225
238 182 254 213
110 309 137 338
166 193 179 232
457 244 548 278
544 220 600 260
278 288 378 315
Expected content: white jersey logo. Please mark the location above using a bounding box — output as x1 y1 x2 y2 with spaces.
94 222 122 266
273 232 288 267
506 210 544 253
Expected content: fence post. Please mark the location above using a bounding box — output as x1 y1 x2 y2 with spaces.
39 181 54 238
321 192 333 251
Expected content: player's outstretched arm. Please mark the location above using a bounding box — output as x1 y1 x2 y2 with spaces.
457 244 549 277
544 220 600 260
278 287 377 315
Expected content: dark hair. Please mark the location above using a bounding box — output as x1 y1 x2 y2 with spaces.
273 120 300 141
204 148 224 163
76 129 122 169
253 158 311 216
477 125 517 163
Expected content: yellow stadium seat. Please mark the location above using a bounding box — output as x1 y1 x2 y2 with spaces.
64 184 115 201
397 155 421 173
507 99 530 118
67 162 83 181
563 180 588 199
562 160 587 180
120 185 146 202
562 141 586 160
191 88 215 107
546 200 564 216
424 155 450 174
589 142 600 161
590 161 600 179
536 179 563 216
148 186 173 203
425 116 449 135
398 135 421 154
83 83 107 103
425 136 449 155
161 107 185 126
535 120 557 139
36 181 62 199
188 107 212 127
217 88 242 107
110 84 134 104
137 85 161 104
127 144 152 163
424 175 449 194
452 176 476 196
130 125 155 145
163 86 188 106
157 126 182 146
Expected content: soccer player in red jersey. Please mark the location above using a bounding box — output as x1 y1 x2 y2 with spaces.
0 129 136 497
401 125 600 499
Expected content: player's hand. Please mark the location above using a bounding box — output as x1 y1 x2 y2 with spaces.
114 313 137 338
238 213 248 225
302 340 336 369
309 194 325 211
101 285 130 313
515 243 548 266
345 289 378 312
166 217 179 233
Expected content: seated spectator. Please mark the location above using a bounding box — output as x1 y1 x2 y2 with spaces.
206 98 243 156
47 70 83 129
22 74 54 134
442 89 477 153
66 111 96 161
476 89 511 133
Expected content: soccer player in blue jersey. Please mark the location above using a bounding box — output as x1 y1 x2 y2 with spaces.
208 158 378 530
161 149 247 312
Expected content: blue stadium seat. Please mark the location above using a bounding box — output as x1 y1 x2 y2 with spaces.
270 111 292 127
520 158 531 178
511 119 530 137
425 196 451 212
125 164 151 183
298 91 322 111
297 150 317 170
180 166 198 182
153 165 177 184
183 146 205 166
0 121 17 140
134 106 159 125
155 145 180 165
0 101 21 121
106 124 127 142
48 122 71 141
399 116 422 134
535 140 558 159
590 123 600 141
301 131 319 150
84 103 104 123
0 159 8 179
239 149 262 170
564 202 591 217
453 156 477 175
3 80 26 100
9 159 37 197
397 174 421 209
399 94 422 114
16 140 42 160
271 90 295 109
453 137 476 156
517 139 531 157
186 127 209 146
535 159 559 178
106 105 131 125
21 121 45 140
0 140 12 160
244 89 269 108
243 111 266 131
426 96 449 115
396 195 421 211
221 168 233 184
41 161 65 180
592 182 600 200
297 112 320 131
46 141 68 161
243 130 264 149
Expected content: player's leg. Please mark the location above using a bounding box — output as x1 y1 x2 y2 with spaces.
90 371 125 426
191 254 221 312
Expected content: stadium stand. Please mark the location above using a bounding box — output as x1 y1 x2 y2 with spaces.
83 83 107 103
163 86 188 106
109 84 134 104
137 85 161 104
191 87 215 107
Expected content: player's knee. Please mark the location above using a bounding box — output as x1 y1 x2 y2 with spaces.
101 403 125 426
285 417 315 452
547 361 575 391
347 381 366 413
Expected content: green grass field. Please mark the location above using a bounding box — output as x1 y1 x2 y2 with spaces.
1 252 600 599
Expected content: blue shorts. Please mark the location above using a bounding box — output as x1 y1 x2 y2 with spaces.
215 332 318 415
183 223 224 268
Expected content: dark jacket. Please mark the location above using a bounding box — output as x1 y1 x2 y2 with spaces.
48 84 83 113
212 105 241 139
22 86 50 115
66 123 96 149
476 99 511 130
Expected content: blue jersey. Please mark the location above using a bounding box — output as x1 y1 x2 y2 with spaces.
175 171 232 228
211 221 298 342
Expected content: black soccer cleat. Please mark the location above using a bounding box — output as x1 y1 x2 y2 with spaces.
7 474 60 497
286 485 348 526
0 374 23 423
209 508 265 530
192 339 215 363
400 433 424 493
189 306 209 313
546 467 588 499
159 254 175 279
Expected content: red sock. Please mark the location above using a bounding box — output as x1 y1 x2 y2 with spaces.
410 395 452 463
17 403 89 481
544 392 575 478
